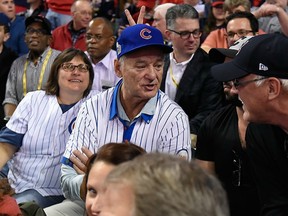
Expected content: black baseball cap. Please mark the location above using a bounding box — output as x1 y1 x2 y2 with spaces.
25 16 52 35
209 36 253 63
211 33 288 82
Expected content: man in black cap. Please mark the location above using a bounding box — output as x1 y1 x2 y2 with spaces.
3 16 60 119
0 13 17 128
196 36 260 216
211 33 288 216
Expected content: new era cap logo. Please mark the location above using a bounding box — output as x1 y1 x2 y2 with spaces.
259 63 268 71
140 28 152 40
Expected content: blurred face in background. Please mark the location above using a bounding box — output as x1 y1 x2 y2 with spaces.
0 0 15 20
72 0 93 30
226 18 254 47
86 18 115 64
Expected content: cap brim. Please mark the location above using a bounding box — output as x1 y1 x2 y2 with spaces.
212 2 224 7
211 60 250 82
209 48 237 63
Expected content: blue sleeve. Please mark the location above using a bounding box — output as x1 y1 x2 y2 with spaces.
0 127 24 148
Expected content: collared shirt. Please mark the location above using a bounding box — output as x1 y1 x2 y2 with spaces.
0 90 93 196
61 80 191 199
86 50 120 91
165 53 194 100
3 47 60 105
68 21 86 47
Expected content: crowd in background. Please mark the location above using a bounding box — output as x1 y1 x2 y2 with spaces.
1 0 288 215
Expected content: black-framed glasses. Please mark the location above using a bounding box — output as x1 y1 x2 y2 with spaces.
232 77 267 89
26 28 49 36
61 63 89 73
225 30 254 39
85 33 114 41
232 150 242 187
168 29 202 39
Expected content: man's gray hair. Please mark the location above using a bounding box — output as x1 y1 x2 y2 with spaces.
165 4 199 29
105 153 229 216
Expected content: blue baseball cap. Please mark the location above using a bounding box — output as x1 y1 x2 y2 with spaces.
116 24 173 59
211 33 288 81
0 13 10 28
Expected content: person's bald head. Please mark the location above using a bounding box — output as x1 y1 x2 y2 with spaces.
152 3 175 39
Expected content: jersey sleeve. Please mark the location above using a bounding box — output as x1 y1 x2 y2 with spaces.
6 92 33 134
3 60 19 106
61 98 98 200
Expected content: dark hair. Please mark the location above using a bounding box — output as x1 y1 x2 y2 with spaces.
81 142 146 200
226 11 258 33
45 48 94 97
166 4 199 29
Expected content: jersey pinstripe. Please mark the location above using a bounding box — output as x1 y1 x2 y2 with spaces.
5 90 93 196
63 86 192 161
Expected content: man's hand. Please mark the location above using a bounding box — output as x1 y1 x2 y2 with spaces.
125 6 146 25
70 147 93 174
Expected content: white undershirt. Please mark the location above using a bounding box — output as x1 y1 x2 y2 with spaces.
165 53 194 100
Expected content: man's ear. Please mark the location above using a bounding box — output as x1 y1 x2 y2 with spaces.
114 59 122 78
267 78 281 100
164 29 172 41
4 32 10 42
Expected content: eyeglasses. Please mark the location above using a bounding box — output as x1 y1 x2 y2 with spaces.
225 30 254 39
232 150 242 187
168 29 202 39
61 63 89 73
232 77 267 89
85 33 114 41
26 28 49 36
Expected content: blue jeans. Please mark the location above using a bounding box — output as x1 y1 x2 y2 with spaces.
45 9 72 30
13 189 65 208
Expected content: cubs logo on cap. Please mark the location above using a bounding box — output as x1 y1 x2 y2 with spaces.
116 24 173 59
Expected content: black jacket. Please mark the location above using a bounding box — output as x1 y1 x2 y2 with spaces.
160 48 225 134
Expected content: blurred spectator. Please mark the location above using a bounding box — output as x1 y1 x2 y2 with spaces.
50 0 92 51
97 153 230 216
14 0 28 13
18 0 47 18
85 17 120 91
92 0 116 21
3 16 60 118
0 13 18 128
252 0 288 35
117 0 139 37
202 0 225 41
132 0 156 25
201 0 253 53
0 178 22 216
45 0 73 30
152 3 175 43
0 0 28 55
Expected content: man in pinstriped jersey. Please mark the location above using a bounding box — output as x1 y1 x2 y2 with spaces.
54 24 191 214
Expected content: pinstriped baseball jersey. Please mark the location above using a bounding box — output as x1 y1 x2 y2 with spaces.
5 90 92 196
63 82 192 162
